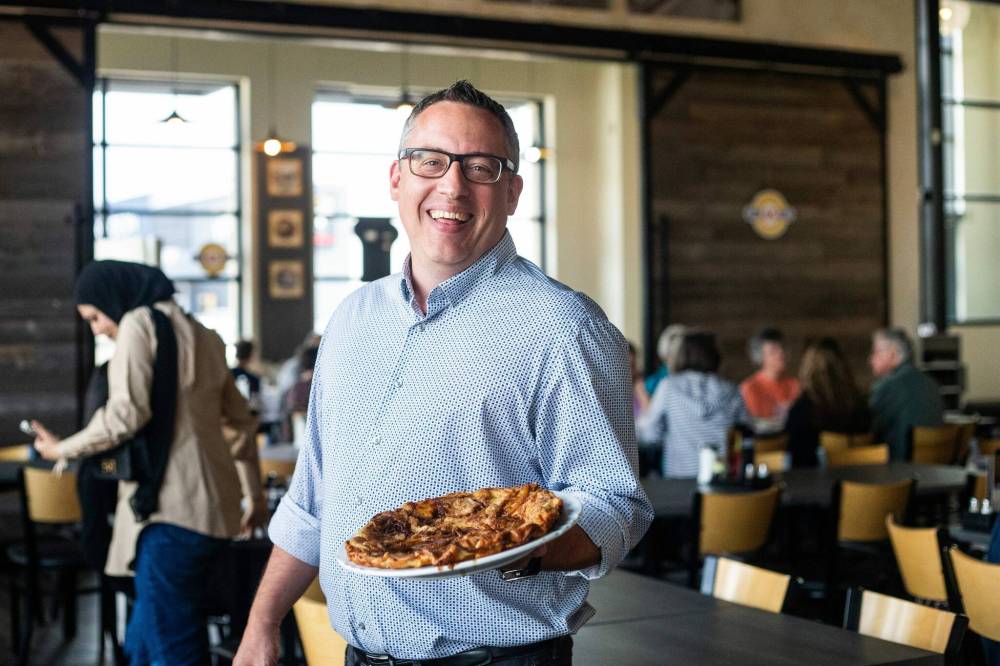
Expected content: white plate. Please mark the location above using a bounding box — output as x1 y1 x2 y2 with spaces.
335 491 582 579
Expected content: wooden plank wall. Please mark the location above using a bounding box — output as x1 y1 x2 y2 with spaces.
0 21 88 444
646 67 886 385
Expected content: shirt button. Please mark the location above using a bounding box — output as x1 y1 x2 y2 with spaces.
359 622 366 631
418 323 426 332
370 437 380 446
395 379 403 388
356 496 363 507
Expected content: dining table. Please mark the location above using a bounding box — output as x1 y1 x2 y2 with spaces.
576 568 941 665
641 462 968 516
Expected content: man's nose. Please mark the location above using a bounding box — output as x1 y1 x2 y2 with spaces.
436 161 468 196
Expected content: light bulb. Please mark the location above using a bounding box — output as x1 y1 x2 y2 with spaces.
263 138 282 157
524 146 544 163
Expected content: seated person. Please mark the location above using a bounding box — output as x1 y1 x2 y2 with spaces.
785 338 870 467
637 331 749 478
739 327 800 424
868 328 944 461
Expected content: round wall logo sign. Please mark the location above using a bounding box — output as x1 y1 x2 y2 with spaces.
197 243 229 277
742 189 797 240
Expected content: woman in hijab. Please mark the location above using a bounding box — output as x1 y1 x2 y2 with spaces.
32 260 267 666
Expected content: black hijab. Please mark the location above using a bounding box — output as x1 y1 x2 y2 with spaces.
74 260 178 523
74 260 175 322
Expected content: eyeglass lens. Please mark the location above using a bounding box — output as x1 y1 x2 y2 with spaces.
408 149 502 183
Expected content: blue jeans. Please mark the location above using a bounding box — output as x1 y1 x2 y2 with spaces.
125 523 226 666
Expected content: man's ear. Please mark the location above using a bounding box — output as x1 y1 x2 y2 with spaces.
506 174 524 216
389 160 401 202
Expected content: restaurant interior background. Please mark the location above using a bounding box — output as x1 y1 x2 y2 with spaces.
8 0 985 442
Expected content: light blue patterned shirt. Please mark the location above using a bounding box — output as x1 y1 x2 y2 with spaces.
269 232 653 659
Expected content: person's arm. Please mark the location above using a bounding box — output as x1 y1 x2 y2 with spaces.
534 315 654 577
635 381 668 444
220 359 267 534
233 546 317 666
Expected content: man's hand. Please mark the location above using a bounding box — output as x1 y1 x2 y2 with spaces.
31 420 62 461
233 619 280 666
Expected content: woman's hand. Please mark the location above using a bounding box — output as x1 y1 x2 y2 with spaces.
31 420 62 461
241 497 270 537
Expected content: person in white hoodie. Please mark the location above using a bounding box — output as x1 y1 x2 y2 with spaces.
636 331 750 478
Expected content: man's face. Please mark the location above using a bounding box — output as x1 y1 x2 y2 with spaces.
761 341 786 375
869 337 899 377
390 101 523 280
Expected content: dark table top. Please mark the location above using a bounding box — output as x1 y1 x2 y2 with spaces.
642 463 968 516
578 570 940 665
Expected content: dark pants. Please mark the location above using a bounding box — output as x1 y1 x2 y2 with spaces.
985 518 1000 666
125 523 226 666
345 636 572 666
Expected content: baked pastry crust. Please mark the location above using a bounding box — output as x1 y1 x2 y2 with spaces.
345 483 564 569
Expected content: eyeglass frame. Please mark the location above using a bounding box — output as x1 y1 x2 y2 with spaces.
397 147 517 184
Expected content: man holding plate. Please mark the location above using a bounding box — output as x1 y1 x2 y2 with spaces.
235 80 652 666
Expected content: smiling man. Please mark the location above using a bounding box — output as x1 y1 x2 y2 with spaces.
234 81 652 666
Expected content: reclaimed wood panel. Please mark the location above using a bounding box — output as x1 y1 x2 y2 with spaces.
646 67 886 385
0 21 89 442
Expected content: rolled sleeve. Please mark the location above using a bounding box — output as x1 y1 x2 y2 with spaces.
268 494 322 566
537 315 654 578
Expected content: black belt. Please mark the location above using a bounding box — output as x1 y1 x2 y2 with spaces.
351 635 572 666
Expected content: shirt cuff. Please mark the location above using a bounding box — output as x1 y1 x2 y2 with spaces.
268 494 321 567
567 493 625 581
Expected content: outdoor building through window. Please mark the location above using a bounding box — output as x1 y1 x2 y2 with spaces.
93 78 243 357
311 92 545 332
941 0 1000 322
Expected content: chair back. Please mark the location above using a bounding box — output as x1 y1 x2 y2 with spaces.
260 458 296 485
844 588 966 657
820 431 874 453
885 515 949 604
978 438 1000 456
293 578 347 666
827 444 889 467
697 485 780 556
949 547 1000 641
0 444 30 462
753 450 788 473
754 434 787 454
835 478 912 543
911 425 960 464
701 556 790 613
22 467 81 523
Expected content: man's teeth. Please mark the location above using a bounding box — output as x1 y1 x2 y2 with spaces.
429 210 471 222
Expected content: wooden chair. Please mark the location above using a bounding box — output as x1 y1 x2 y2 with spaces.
911 425 960 464
843 588 966 661
690 485 780 587
700 555 791 613
0 444 31 462
754 450 788 473
979 439 1000 456
820 431 874 453
6 467 98 663
826 479 914 600
293 578 347 666
260 457 296 486
885 515 958 608
754 433 787 454
949 547 1000 644
827 444 889 467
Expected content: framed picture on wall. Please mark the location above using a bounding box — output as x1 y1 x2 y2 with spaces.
267 210 305 248
266 158 304 197
268 260 305 299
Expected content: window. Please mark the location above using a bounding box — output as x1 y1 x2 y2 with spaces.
942 1 1000 322
311 93 545 331
93 78 243 351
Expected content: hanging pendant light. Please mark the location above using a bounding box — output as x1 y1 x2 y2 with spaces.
160 36 189 125
395 46 414 117
255 40 296 156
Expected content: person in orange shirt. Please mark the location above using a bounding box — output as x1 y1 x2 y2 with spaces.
739 327 801 423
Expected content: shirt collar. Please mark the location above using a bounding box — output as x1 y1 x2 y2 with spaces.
398 231 518 317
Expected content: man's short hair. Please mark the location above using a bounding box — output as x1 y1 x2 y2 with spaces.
676 332 721 374
235 339 254 362
398 80 520 174
873 328 913 363
747 327 784 366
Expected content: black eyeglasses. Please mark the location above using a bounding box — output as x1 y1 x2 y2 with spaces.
398 148 516 184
